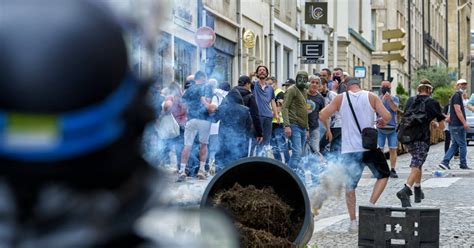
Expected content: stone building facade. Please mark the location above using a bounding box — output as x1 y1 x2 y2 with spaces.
148 0 470 92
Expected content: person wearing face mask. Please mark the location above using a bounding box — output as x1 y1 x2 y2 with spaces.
282 71 310 173
438 79 471 170
377 80 400 178
333 67 346 94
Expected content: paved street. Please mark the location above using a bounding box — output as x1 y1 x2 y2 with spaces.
309 143 474 247
162 143 474 247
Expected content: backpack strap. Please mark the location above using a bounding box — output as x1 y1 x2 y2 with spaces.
346 91 362 133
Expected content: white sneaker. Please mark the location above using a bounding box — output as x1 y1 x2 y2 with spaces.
208 160 216 176
348 220 358 233
197 170 207 180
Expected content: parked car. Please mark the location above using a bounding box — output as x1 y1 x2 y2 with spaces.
466 108 474 145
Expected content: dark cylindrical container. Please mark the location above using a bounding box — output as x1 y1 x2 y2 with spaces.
200 157 314 246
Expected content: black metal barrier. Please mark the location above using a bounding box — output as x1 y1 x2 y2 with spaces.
359 206 439 247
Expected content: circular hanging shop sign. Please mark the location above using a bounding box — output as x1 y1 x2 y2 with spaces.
195 26 216 48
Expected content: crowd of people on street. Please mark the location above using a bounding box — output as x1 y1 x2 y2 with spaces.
149 65 474 232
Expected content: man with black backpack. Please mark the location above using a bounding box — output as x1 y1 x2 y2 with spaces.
396 80 445 207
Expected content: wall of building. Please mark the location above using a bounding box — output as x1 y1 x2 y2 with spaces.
150 0 471 93
448 0 471 84
241 0 270 77
158 0 199 89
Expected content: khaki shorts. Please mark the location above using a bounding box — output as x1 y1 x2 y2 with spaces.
184 119 212 146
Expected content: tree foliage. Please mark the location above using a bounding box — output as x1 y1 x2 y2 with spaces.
395 84 409 111
432 85 455 107
396 83 408 96
411 65 453 90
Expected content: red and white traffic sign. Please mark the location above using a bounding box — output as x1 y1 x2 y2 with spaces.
195 26 216 48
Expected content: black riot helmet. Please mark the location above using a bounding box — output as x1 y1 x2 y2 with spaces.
1 0 128 112
0 0 164 187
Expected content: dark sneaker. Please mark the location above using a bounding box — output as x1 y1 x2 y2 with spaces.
390 169 399 178
176 172 187 182
460 165 471 170
396 185 412 207
438 163 451 170
414 186 424 203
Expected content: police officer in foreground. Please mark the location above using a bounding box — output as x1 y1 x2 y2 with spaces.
0 1 168 247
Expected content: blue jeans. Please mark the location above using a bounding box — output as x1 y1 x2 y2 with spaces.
288 124 306 171
319 127 341 156
207 134 219 162
271 124 290 163
441 126 468 167
309 128 320 153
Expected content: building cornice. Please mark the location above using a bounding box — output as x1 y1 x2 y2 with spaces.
203 5 240 28
274 18 299 38
348 28 374 52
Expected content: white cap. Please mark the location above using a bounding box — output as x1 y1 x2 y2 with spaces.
456 79 467 85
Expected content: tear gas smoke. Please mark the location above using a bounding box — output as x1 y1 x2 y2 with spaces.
303 152 364 216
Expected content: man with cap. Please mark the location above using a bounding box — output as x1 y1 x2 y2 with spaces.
282 71 310 172
320 77 391 232
283 78 296 91
396 79 445 208
253 65 279 156
439 79 471 170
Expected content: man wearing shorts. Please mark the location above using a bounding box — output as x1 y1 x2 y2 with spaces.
320 78 391 232
377 80 400 178
178 71 214 181
396 80 445 207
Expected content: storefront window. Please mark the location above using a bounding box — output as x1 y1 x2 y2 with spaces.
154 32 170 88
212 52 232 84
174 37 196 86
207 35 235 84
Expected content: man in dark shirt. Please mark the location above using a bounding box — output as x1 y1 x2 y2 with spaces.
178 71 214 181
439 79 470 170
234 75 263 144
307 75 330 154
442 100 459 157
396 80 445 207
